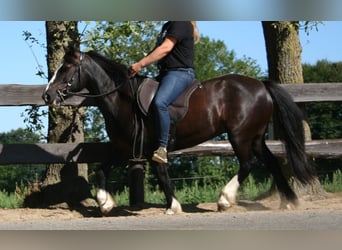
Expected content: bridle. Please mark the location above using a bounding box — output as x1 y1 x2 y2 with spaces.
54 51 145 159
56 52 124 102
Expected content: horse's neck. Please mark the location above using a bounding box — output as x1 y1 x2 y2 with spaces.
86 61 116 95
87 63 134 132
85 58 140 138
96 93 135 149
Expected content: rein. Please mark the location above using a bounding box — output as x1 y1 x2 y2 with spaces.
62 52 124 99
66 85 122 98
61 52 145 160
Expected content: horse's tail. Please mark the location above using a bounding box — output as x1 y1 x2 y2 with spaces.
263 80 315 184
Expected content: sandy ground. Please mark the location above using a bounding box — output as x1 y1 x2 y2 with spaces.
1 192 341 223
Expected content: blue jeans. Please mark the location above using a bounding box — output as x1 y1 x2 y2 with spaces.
154 68 195 147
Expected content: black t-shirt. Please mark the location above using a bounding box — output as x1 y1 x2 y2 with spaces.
157 21 194 70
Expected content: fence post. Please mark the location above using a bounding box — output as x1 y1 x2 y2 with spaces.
128 159 145 206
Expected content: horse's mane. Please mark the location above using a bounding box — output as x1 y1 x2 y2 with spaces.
86 51 130 86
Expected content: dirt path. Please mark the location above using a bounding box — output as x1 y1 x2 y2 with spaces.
1 192 341 229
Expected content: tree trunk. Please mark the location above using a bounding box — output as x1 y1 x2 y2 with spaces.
24 21 97 211
262 21 327 198
262 21 304 83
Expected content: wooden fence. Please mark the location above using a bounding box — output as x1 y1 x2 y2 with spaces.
1 82 341 164
0 83 341 204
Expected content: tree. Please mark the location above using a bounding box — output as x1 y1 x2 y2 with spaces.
262 21 303 83
194 36 263 81
25 21 96 210
84 21 162 75
0 128 41 144
262 21 326 198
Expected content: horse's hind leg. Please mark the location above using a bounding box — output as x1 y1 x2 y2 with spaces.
152 162 182 214
257 143 299 209
217 136 258 211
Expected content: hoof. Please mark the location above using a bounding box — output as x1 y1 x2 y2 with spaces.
217 201 232 212
280 197 299 210
96 189 116 216
165 208 176 215
217 192 235 212
165 197 183 215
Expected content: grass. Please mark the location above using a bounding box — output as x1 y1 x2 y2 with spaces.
321 169 342 192
1 170 341 208
0 190 23 208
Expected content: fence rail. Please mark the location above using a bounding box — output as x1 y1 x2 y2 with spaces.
1 83 342 106
0 82 341 165
0 139 341 165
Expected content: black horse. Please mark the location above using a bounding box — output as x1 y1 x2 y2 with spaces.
43 46 315 215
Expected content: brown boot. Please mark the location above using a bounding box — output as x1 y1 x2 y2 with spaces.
152 146 168 163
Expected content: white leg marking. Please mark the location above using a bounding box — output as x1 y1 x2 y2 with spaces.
96 189 116 215
165 197 183 215
217 175 240 211
280 195 299 210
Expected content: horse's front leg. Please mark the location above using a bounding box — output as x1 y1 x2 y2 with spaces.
96 163 116 215
153 162 182 214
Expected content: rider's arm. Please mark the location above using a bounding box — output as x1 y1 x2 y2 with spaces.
130 36 177 76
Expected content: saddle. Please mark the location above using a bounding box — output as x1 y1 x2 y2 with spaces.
137 78 202 123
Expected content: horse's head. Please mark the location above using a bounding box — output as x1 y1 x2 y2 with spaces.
42 45 85 106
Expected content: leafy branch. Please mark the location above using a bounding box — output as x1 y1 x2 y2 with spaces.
22 31 48 80
22 30 48 135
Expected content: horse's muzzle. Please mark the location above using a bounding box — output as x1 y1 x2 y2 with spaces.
42 91 59 106
42 91 50 104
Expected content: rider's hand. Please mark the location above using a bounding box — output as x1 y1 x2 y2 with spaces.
130 62 142 77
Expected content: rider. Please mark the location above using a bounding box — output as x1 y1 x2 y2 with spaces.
130 21 200 164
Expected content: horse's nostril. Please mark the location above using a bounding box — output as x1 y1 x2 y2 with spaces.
43 93 50 103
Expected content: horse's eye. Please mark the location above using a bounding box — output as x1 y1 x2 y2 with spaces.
62 77 69 84
60 66 70 73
